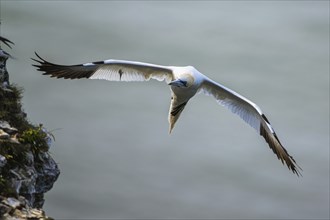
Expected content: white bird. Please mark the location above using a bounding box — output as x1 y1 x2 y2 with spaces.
32 52 301 176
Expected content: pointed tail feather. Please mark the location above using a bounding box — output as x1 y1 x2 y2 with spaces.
168 99 188 133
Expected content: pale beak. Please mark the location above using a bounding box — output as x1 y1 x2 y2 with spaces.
168 79 186 87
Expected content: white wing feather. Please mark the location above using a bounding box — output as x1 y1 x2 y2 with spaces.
201 78 263 131
32 53 173 83
90 60 173 83
200 78 301 176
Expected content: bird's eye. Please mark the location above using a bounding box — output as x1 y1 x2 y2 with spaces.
179 79 187 87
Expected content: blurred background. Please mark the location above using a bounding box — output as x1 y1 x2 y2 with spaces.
1 1 329 219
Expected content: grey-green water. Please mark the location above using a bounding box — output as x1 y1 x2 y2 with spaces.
1 1 329 219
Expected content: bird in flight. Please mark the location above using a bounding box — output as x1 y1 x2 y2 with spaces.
32 52 301 176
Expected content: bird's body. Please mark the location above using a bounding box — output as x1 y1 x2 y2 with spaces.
32 53 301 176
168 66 203 132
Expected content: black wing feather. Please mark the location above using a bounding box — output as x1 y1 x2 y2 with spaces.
0 36 14 49
32 52 97 79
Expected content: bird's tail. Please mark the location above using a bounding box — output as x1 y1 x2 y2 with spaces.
168 97 188 133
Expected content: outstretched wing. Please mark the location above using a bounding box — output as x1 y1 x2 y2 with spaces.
32 52 174 83
201 78 302 176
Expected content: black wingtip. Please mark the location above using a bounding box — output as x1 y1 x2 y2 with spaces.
31 52 56 75
293 162 303 177
259 118 303 177
32 52 45 64
31 52 57 68
0 36 14 49
31 52 43 70
34 52 44 61
31 52 96 79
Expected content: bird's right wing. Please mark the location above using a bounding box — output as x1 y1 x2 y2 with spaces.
200 78 301 176
32 52 174 83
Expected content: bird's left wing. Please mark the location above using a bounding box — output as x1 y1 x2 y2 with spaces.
32 53 173 83
200 78 301 176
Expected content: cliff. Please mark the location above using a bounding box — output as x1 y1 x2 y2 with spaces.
0 38 60 219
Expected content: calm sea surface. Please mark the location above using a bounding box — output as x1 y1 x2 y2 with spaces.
1 1 329 219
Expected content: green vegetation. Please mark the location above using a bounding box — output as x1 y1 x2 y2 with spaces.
19 125 50 152
0 84 54 196
0 84 29 131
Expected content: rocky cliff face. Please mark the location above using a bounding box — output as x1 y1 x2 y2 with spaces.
0 38 60 219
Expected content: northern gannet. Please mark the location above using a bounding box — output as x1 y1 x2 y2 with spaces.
32 53 302 176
